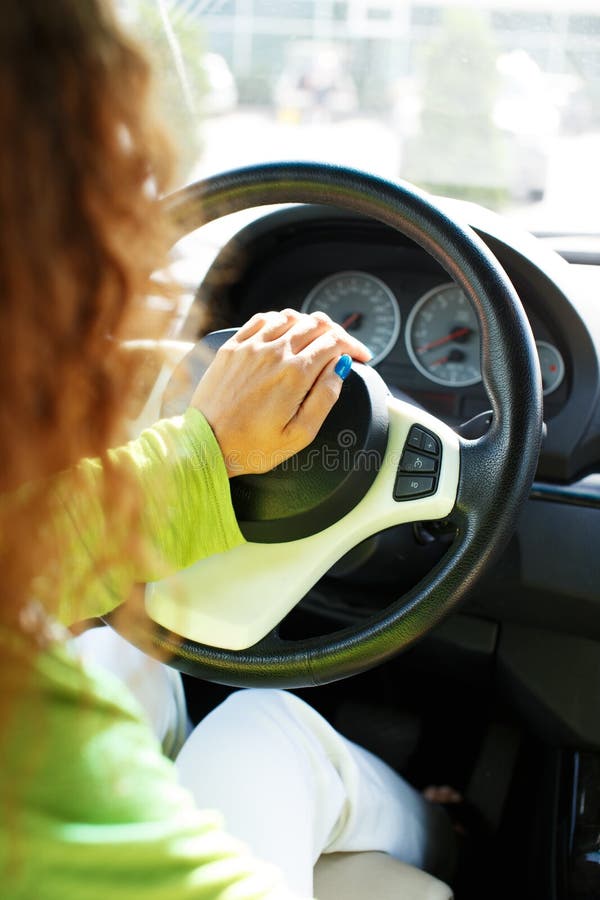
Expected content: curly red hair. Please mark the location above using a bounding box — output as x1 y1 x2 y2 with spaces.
0 0 177 623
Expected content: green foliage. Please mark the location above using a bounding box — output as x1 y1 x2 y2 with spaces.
133 0 207 180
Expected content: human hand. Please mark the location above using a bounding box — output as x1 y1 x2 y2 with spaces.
190 309 372 476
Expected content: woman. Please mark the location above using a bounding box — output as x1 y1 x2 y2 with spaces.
0 3 453 898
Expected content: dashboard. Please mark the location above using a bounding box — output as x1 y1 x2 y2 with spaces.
178 200 600 649
189 203 598 482
170 196 600 754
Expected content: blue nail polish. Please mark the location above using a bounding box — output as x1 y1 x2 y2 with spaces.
335 354 352 380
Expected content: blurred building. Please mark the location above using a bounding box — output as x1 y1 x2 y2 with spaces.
170 0 600 113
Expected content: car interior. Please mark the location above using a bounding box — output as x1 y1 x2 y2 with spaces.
113 2 600 898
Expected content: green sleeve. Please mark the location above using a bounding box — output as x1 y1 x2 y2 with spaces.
41 408 245 626
0 635 304 900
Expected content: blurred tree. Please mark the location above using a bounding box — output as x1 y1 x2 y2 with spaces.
402 8 508 208
133 0 207 181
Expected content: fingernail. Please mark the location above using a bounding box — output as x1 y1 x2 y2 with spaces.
335 354 352 380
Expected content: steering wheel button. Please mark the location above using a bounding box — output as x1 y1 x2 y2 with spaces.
393 475 435 500
407 426 440 457
422 432 440 455
407 427 424 450
400 450 437 473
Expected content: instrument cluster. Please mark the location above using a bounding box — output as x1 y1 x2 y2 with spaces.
302 269 565 397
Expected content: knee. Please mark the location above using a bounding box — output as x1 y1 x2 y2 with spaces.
189 689 311 779
214 689 314 738
220 687 291 717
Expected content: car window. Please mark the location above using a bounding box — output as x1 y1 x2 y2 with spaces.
119 0 600 235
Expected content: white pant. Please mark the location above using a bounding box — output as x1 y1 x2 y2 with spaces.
74 628 453 897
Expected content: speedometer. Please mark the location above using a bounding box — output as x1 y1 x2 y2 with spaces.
301 270 400 366
406 283 482 387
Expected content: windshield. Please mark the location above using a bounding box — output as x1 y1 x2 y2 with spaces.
121 0 600 235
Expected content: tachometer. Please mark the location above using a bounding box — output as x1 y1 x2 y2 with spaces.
406 283 481 387
301 270 400 366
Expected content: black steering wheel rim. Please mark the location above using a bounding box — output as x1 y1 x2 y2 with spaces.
107 162 543 687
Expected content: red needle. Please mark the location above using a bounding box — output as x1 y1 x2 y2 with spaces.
341 312 361 329
430 355 449 368
417 326 470 354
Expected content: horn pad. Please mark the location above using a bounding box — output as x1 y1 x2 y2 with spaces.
163 329 390 543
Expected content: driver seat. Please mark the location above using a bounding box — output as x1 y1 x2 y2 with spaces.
314 852 453 899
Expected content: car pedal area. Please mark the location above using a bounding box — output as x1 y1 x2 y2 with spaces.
465 720 521 832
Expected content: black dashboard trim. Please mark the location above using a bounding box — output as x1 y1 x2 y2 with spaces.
530 476 600 511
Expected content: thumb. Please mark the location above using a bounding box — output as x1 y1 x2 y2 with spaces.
289 354 350 446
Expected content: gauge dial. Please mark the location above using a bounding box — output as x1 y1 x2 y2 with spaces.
406 283 482 387
301 270 400 366
536 340 565 396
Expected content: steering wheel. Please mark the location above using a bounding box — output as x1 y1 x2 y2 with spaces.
107 162 543 688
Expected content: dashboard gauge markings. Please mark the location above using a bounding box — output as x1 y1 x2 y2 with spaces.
303 274 565 398
302 270 400 366
406 283 482 387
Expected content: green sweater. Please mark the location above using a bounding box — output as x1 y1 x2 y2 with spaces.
0 409 301 899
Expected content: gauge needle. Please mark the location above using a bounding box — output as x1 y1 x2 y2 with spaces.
417 326 471 354
340 312 363 330
431 348 465 367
